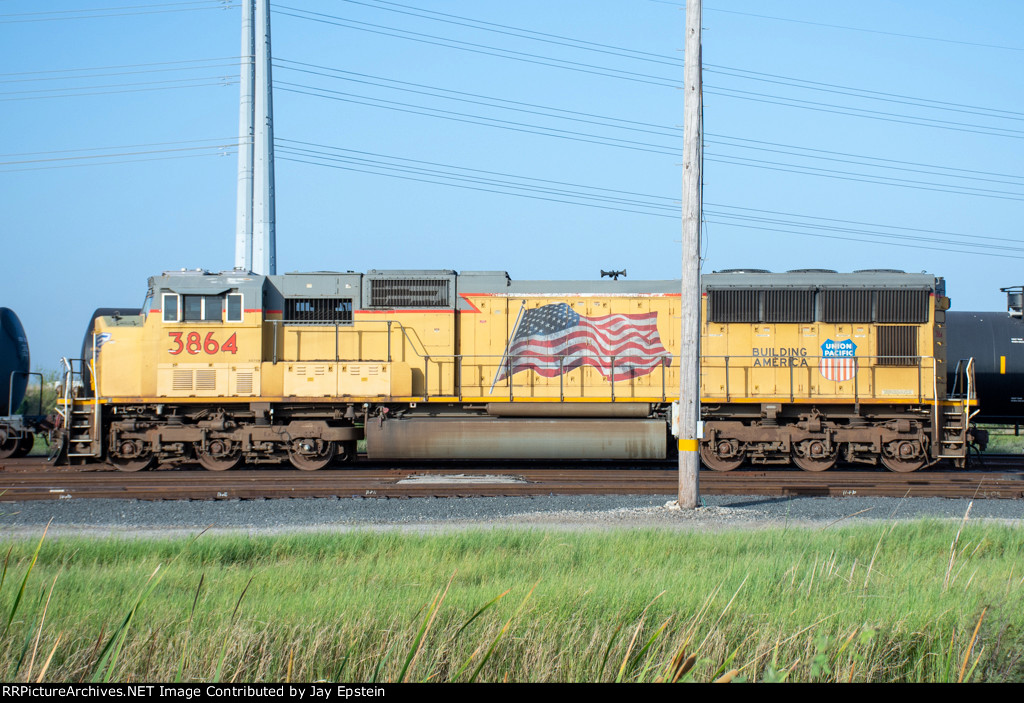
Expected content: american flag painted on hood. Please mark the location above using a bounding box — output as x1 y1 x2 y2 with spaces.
494 302 671 384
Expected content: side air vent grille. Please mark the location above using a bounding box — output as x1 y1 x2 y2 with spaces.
764 289 814 323
822 289 928 323
877 326 918 366
284 298 353 325
369 278 451 308
708 289 759 322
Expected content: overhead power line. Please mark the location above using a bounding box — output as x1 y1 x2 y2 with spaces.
278 79 1024 200
646 1 1024 52
275 57 1024 188
0 57 242 78
273 6 680 88
277 4 1023 128
0 1 237 23
0 79 236 101
276 82 678 156
328 0 686 67
706 87 1024 141
276 138 1023 259
0 61 241 85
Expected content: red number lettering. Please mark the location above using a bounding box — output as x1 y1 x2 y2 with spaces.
221 333 238 355
168 332 183 355
185 332 201 355
204 332 219 354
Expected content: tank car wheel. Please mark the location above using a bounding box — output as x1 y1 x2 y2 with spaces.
0 433 20 460
792 440 836 472
699 441 745 472
194 440 242 472
13 433 35 458
288 438 336 471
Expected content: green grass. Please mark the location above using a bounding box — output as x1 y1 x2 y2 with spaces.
980 426 1024 454
1 522 1022 682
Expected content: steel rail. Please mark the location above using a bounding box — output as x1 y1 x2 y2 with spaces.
1 462 1022 501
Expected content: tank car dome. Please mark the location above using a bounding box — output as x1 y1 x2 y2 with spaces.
0 308 30 416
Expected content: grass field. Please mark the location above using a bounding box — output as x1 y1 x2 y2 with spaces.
1 520 1022 683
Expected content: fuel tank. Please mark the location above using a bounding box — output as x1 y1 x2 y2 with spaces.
366 417 667 460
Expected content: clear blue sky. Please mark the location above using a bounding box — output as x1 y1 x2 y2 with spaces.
3 1 1023 370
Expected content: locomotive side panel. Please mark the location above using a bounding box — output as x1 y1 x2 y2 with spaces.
59 268 973 472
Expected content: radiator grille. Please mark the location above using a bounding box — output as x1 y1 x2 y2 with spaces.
369 279 450 308
877 290 929 323
764 289 814 322
877 326 918 366
284 298 353 325
821 290 873 322
708 290 759 322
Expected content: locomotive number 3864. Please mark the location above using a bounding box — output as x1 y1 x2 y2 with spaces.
168 331 238 355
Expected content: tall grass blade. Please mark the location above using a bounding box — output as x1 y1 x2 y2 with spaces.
35 632 61 683
958 606 987 683
944 502 973 591
596 623 623 682
213 575 253 683
370 637 398 684
3 520 51 639
398 571 455 683
330 647 352 683
615 590 665 683
175 572 205 683
468 580 539 683
0 545 13 594
27 568 61 681
90 565 163 683
451 589 510 640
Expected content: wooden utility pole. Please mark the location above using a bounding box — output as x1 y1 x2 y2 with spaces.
678 0 702 509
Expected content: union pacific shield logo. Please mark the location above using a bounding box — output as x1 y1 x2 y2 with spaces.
820 339 857 382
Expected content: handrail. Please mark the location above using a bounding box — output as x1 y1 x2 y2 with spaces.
7 371 44 418
267 318 430 364
246 325 945 402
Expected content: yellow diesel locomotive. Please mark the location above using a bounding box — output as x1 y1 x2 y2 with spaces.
54 268 976 472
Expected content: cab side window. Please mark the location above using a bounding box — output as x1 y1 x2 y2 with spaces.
183 295 223 322
226 293 244 323
162 294 180 323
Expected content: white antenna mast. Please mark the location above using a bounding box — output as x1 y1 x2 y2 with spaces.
235 0 276 275
234 0 255 271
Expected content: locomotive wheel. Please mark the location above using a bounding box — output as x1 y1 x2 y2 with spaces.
108 454 155 472
109 438 154 472
195 440 242 472
0 435 20 460
881 441 925 473
13 434 35 458
288 438 336 471
792 453 836 472
880 453 925 473
699 441 745 472
791 440 836 472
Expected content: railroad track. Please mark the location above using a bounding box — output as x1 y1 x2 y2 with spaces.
1 457 1022 500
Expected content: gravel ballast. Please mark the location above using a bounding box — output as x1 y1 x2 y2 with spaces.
1 493 1021 538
